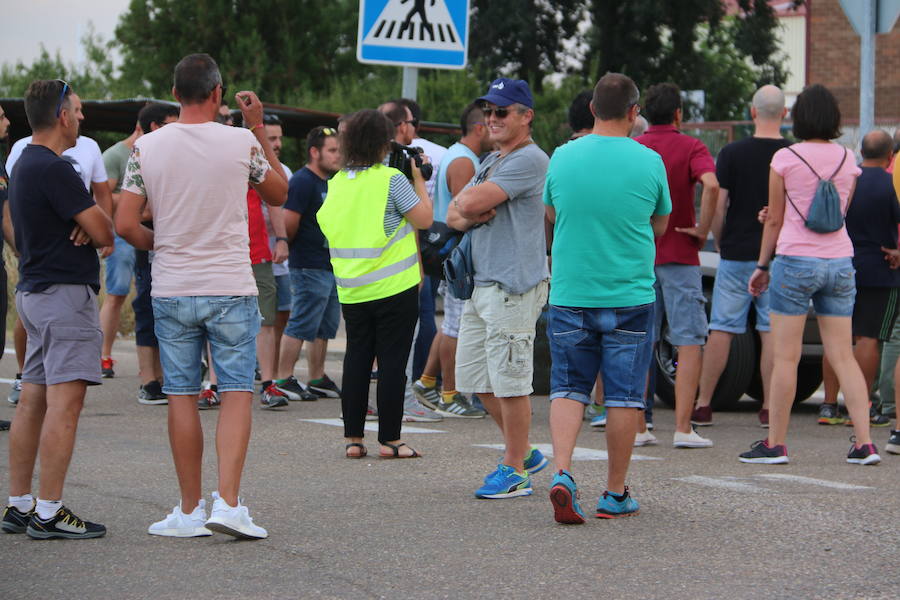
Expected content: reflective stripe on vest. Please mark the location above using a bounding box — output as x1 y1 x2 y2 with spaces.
334 252 418 287
328 222 414 259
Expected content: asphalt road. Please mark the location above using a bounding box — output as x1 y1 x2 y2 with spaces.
0 340 897 600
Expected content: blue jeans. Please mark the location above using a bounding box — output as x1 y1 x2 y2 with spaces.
412 275 439 381
548 303 655 409
152 295 261 395
132 254 156 347
104 234 136 296
709 259 771 333
769 255 855 317
284 268 340 341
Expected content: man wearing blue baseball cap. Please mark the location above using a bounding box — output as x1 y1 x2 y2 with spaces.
447 78 551 499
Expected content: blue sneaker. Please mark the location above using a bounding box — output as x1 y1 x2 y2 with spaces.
549 470 585 524
595 487 639 518
475 465 533 499
590 407 607 428
523 447 548 474
470 393 485 412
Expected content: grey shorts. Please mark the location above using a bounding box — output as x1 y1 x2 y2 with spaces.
252 262 277 327
654 264 708 346
438 280 465 338
16 284 103 386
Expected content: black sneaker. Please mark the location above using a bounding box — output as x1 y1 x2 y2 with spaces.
26 506 106 539
274 376 318 401
0 420 10 431
887 430 900 455
1 504 32 533
101 357 115 379
847 440 881 465
870 405 891 427
738 439 789 464
818 403 845 425
137 380 168 405
308 374 341 399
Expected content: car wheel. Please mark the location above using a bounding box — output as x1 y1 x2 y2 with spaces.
745 359 823 404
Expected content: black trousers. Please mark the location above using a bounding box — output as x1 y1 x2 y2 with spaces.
341 285 418 443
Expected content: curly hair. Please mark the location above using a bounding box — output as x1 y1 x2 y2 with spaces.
340 109 394 168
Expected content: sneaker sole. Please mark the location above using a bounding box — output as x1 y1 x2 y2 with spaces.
690 421 713 427
26 526 106 539
525 457 548 475
148 526 213 537
738 456 789 464
868 421 892 428
1 522 27 534
673 442 714 448
759 423 770 429
590 422 606 428
818 418 846 425
475 488 533 499
634 439 658 447
435 409 485 419
260 402 289 410
595 509 639 519
886 443 900 455
402 414 443 422
413 392 440 411
138 398 169 406
308 387 340 399
549 486 585 524
204 519 267 540
847 454 881 465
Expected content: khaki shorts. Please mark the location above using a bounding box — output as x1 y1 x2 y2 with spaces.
455 280 548 398
252 262 277 327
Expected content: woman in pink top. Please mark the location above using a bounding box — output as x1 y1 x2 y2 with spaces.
740 84 880 465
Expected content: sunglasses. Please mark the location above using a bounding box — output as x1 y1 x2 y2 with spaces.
397 118 419 129
482 107 511 119
321 127 336 136
55 79 69 117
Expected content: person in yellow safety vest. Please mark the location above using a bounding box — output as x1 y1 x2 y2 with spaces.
317 109 434 459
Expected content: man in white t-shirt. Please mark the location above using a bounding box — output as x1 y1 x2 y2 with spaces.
116 53 287 540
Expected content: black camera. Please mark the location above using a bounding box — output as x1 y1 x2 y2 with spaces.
388 141 433 181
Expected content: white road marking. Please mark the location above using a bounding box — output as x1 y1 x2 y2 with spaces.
473 443 662 461
0 378 14 384
3 348 13 354
754 473 873 490
300 418 446 434
674 476 770 493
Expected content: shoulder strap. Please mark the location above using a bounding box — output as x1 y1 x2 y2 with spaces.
826 148 848 181
786 146 822 179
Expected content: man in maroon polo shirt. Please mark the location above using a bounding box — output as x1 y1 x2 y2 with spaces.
636 83 719 449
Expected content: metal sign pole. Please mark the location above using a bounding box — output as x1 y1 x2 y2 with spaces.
402 66 418 100
859 0 876 135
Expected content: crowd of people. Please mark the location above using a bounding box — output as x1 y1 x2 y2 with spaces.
1 51 899 537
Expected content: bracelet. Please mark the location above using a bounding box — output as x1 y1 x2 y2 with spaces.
248 123 264 132
275 236 288 243
756 264 769 272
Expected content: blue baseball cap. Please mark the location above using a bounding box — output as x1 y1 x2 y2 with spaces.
477 78 534 109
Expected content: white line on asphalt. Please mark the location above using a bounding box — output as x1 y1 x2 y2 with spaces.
754 473 873 490
674 476 770 493
473 443 662 461
299 418 446 434
0 378 14 384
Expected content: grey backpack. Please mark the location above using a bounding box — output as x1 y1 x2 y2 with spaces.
784 146 848 234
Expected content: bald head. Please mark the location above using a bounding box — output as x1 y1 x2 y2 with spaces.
752 85 785 121
861 129 893 161
630 115 648 137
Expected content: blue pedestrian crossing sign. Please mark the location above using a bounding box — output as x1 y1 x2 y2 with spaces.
357 0 471 69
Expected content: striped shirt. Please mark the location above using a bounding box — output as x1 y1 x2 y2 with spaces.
346 167 420 237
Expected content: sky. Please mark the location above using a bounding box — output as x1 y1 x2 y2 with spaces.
1 0 131 67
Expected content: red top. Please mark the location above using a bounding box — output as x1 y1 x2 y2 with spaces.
247 187 272 265
636 125 716 265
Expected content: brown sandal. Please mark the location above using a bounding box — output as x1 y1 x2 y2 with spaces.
379 442 420 459
345 443 367 458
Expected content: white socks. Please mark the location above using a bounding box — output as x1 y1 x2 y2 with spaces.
9 494 34 513
36 499 62 520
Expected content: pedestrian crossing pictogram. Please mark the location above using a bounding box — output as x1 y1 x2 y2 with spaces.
357 0 470 69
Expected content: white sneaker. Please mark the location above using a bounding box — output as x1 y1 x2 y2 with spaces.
673 430 714 448
204 492 267 539
148 499 212 537
634 430 658 447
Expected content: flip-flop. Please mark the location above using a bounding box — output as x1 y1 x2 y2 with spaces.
345 443 367 459
379 442 420 459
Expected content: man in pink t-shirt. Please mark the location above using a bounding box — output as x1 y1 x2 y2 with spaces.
116 54 287 540
636 83 719 449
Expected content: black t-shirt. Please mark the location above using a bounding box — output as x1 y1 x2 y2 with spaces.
284 166 331 270
715 136 792 261
846 166 900 288
9 144 100 292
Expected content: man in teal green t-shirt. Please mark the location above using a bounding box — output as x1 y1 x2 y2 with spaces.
543 72 670 524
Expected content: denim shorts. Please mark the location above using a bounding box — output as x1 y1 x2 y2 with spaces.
709 259 771 333
104 234 136 296
284 268 340 341
275 274 291 312
548 303 654 409
152 295 261 394
769 255 856 317
654 264 708 346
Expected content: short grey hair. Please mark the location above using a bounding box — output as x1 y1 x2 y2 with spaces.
173 53 222 105
752 85 785 120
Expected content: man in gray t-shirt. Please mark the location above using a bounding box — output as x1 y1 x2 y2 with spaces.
447 78 550 500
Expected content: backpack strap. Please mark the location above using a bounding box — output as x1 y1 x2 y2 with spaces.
786 146 822 179
827 147 848 181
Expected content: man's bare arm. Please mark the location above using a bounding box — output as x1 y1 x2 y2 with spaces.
651 214 670 237
711 188 728 249
238 91 288 207
73 205 114 248
446 157 476 198
115 190 154 250
2 202 16 255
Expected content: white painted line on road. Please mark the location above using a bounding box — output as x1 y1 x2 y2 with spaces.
473 443 662 461
0 378 14 384
754 473 873 490
674 476 770 493
299 418 446 434
3 348 13 354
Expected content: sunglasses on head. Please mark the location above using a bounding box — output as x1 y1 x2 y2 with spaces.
55 79 69 118
481 106 511 119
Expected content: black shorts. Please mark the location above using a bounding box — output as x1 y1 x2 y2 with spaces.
852 286 900 341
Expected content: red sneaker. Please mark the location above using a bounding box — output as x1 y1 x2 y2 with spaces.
101 357 115 379
690 405 713 427
758 409 769 428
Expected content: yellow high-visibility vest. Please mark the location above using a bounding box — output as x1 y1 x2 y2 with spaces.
317 165 420 304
